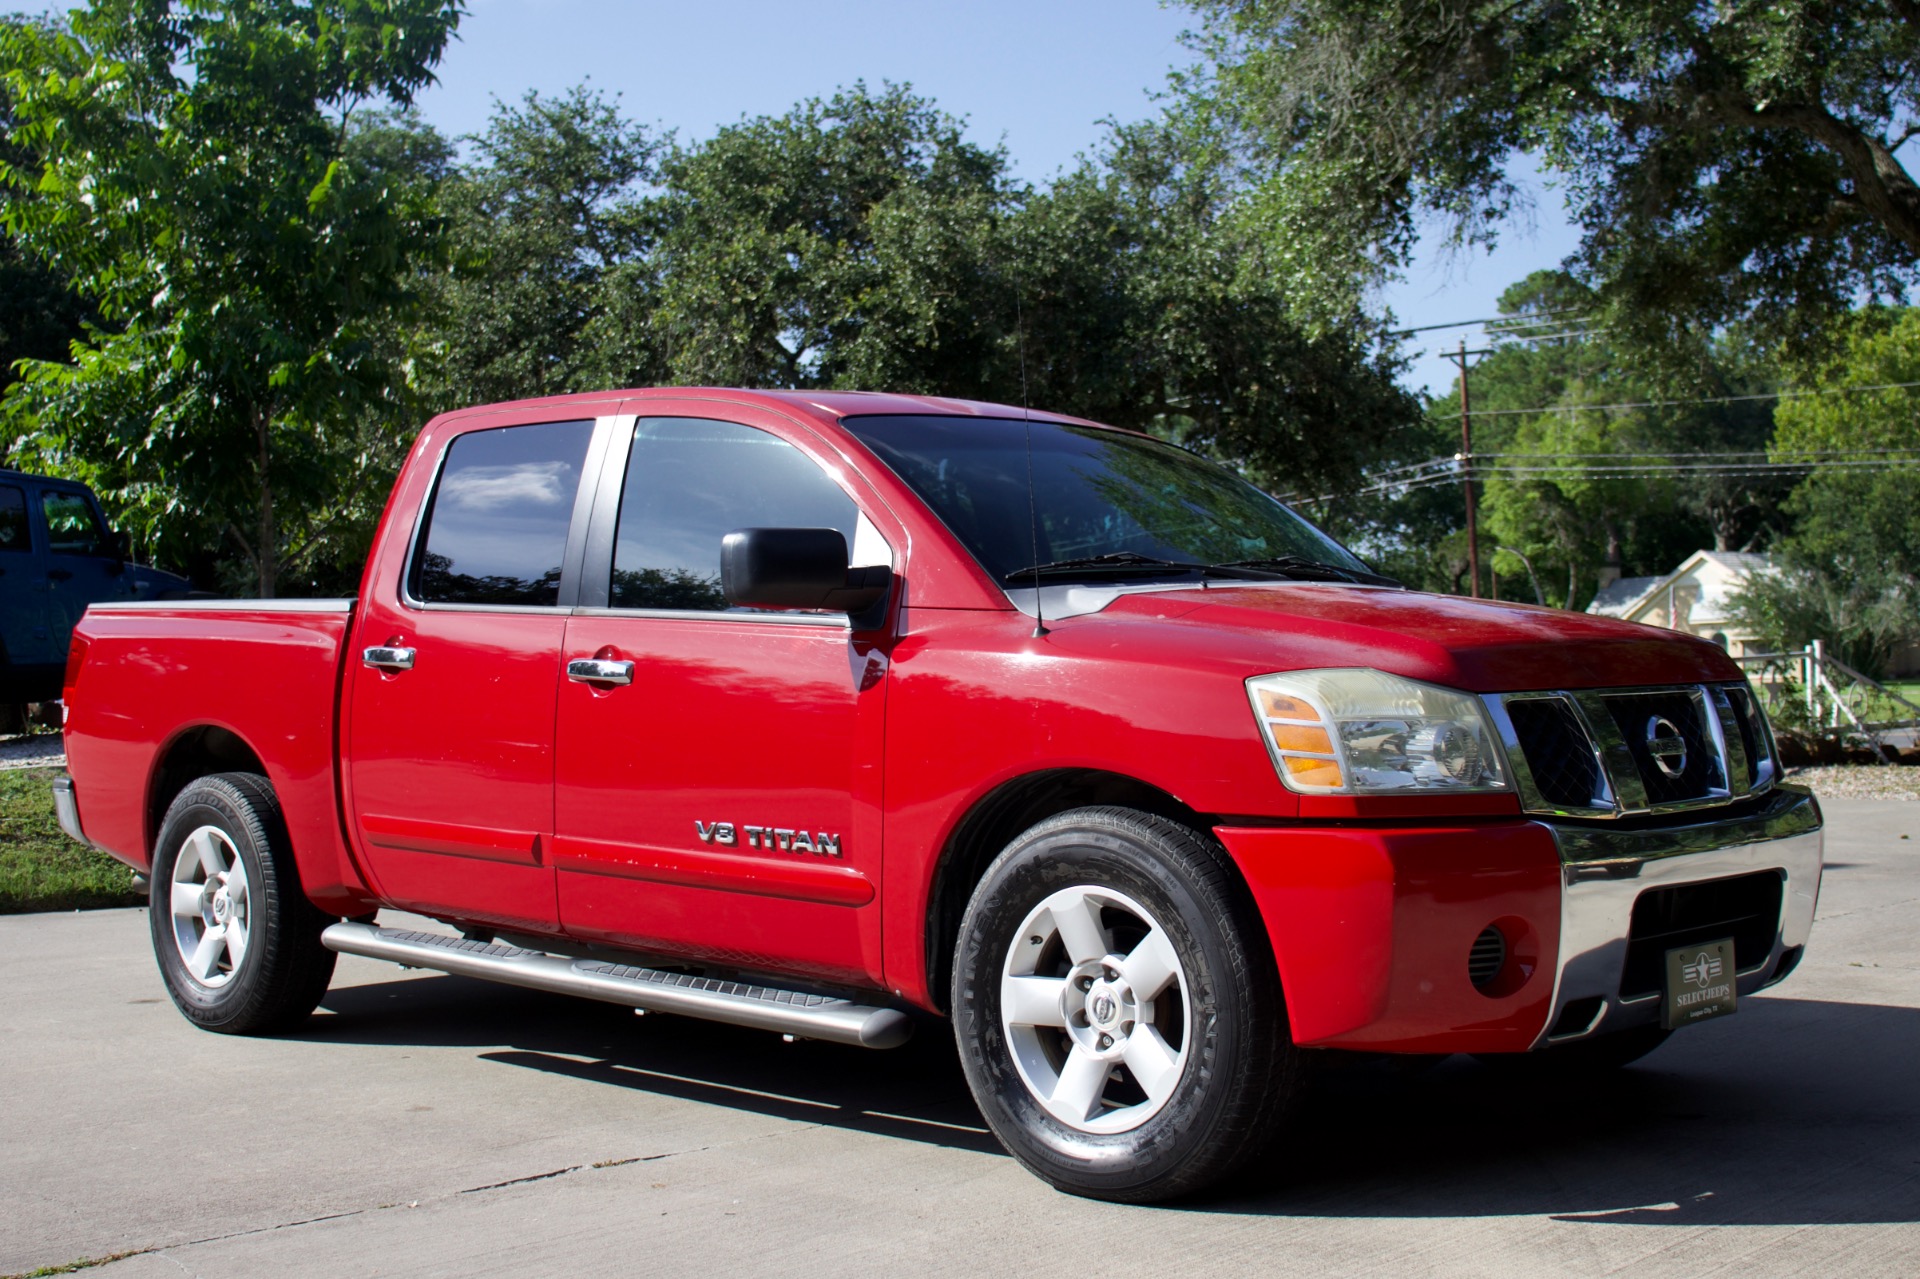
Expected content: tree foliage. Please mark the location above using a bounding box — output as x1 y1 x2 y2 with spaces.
1183 0 1920 356
1333 272 1789 603
0 0 462 595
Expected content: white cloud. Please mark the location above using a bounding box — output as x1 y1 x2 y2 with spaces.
440 462 574 513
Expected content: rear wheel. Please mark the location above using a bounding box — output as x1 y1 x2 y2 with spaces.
951 807 1303 1202
150 773 335 1034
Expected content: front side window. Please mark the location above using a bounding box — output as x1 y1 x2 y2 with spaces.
411 419 594 607
610 418 864 612
0 487 27 552
41 490 106 556
843 415 1371 585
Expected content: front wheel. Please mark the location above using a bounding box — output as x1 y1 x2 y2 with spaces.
951 807 1304 1202
150 773 336 1034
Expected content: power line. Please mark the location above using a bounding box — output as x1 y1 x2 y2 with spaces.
1389 309 1583 336
1425 379 1920 419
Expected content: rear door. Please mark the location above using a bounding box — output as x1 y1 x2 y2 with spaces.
551 404 898 986
345 413 612 935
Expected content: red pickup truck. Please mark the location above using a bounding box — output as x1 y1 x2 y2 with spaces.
55 388 1823 1202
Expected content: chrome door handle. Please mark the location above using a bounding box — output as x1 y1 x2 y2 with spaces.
567 658 634 686
362 645 416 671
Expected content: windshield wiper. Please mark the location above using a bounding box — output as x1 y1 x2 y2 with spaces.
1205 556 1402 587
1001 553 1208 583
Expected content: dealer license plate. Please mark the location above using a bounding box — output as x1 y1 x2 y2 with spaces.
1662 937 1738 1030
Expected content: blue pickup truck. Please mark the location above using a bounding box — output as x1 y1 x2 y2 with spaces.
0 468 190 710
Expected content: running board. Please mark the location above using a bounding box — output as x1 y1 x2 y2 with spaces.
320 922 913 1049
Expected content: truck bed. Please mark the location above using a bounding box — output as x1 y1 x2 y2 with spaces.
63 599 370 912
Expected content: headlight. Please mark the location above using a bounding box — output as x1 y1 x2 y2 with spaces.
1246 669 1509 795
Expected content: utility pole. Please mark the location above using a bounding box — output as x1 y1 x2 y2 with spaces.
1441 339 1493 598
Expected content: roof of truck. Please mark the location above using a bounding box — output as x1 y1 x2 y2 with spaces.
434 387 1109 431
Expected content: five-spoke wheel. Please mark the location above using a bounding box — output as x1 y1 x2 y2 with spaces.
149 773 335 1034
168 825 252 987
1001 885 1190 1133
953 807 1304 1202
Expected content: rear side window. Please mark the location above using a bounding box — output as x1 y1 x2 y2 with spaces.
411 420 595 607
42 490 105 555
0 487 27 552
610 418 862 611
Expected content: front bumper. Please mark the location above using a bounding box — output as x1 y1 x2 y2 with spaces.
1533 784 1821 1048
1215 785 1822 1055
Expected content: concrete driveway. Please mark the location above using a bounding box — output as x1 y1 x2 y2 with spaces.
3 799 1917 1277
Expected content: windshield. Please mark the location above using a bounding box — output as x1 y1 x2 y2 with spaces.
842 415 1372 585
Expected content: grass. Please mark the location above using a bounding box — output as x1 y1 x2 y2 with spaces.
0 767 144 914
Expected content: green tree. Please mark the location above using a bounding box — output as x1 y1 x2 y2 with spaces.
1336 272 1788 602
1182 1 1920 355
433 85 664 406
0 0 462 596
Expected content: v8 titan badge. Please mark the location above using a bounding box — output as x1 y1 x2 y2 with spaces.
1663 937 1738 1029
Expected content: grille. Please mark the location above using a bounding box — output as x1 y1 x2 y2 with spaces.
1506 697 1605 809
1724 684 1772 785
1620 871 1783 999
1467 926 1506 989
1601 690 1720 805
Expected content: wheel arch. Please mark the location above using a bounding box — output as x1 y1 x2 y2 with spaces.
922 768 1222 1014
146 725 271 857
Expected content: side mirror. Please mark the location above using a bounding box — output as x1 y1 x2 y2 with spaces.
721 528 891 625
107 529 131 572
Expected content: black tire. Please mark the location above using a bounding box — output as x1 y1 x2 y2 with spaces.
951 807 1304 1203
149 773 336 1034
1477 1025 1671 1075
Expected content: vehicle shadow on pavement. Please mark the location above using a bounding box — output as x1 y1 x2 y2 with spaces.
309 971 1003 1157
309 975 1919 1223
1218 993 1920 1226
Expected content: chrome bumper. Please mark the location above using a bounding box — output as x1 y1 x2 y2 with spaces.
51 774 90 848
1532 785 1823 1049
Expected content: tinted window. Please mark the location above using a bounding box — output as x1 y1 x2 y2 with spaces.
0 487 26 552
843 415 1369 583
611 418 860 611
412 420 594 607
41 490 105 556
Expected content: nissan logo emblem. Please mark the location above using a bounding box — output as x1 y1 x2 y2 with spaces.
1645 715 1688 779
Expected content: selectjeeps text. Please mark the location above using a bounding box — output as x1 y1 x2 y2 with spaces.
54 389 1823 1201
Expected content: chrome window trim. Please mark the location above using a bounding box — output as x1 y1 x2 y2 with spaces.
1487 681 1779 821
568 606 846 628
398 415 613 615
86 599 356 613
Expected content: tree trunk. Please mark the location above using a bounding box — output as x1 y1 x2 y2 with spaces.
255 408 276 599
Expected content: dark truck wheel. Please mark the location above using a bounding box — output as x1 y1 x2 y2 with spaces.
150 773 336 1034
951 807 1303 1202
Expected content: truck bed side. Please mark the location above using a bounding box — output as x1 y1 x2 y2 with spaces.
64 600 371 913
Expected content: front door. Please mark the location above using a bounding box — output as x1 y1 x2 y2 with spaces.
346 416 604 934
0 481 53 672
553 411 895 986
38 486 129 646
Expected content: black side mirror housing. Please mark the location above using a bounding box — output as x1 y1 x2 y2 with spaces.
721 528 891 627
106 529 131 572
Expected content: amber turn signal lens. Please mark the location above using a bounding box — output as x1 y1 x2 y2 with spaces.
1282 756 1343 788
1267 723 1334 754
1259 690 1319 721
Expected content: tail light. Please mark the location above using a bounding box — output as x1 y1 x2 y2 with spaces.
62 634 90 712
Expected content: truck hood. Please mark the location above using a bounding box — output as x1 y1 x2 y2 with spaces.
1093 583 1743 693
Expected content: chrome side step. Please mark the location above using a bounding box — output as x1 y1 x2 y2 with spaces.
320 922 913 1049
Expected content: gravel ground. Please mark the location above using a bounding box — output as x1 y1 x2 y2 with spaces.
1783 763 1920 800
0 732 64 771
